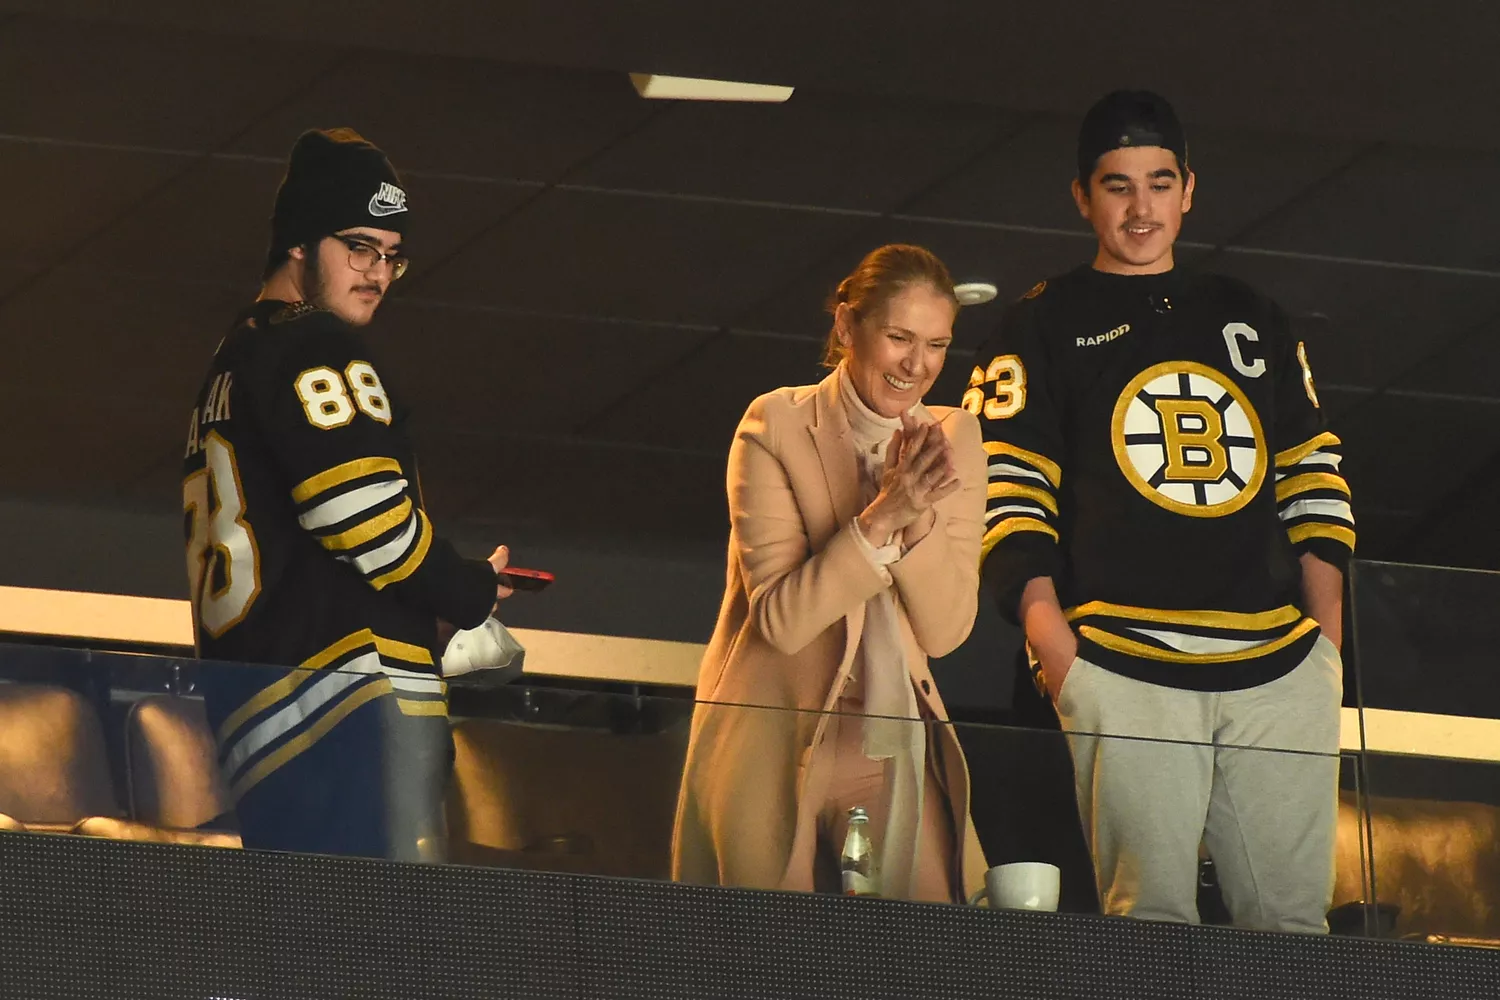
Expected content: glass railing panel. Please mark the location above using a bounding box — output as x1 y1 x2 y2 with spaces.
1347 559 1500 946
1360 747 1500 947
1350 559 1500 720
0 639 1372 939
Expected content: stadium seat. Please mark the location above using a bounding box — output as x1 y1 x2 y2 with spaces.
123 694 232 830
0 682 118 826
69 816 239 848
447 717 688 879
1331 789 1500 941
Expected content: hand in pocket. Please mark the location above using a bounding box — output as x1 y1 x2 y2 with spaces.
1042 654 1076 705
1031 626 1078 704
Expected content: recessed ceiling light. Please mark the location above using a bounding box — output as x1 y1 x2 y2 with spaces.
954 282 998 306
629 73 794 103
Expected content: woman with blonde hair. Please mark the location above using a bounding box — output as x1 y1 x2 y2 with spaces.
672 244 988 902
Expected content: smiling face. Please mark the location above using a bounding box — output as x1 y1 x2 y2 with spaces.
837 282 956 417
1072 145 1194 275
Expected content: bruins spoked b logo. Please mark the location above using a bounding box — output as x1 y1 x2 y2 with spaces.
1111 361 1266 517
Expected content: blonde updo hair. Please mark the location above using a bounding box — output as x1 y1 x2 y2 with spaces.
822 243 960 368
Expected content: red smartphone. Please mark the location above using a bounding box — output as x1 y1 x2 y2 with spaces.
497 567 554 592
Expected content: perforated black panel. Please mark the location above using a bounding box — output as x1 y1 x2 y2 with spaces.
0 833 1495 999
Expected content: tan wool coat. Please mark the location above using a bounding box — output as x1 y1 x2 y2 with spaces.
671 370 989 898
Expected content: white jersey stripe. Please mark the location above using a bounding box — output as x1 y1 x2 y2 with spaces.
341 515 418 575
222 666 368 778
1280 498 1355 523
221 650 444 780
1126 627 1279 655
298 478 407 531
988 461 1053 484
985 503 1050 523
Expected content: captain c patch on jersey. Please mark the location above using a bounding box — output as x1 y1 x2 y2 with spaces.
1111 361 1267 518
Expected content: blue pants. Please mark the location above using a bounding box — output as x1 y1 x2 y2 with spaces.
200 662 452 861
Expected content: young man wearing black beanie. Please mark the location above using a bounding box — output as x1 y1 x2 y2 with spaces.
965 92 1355 932
181 128 513 859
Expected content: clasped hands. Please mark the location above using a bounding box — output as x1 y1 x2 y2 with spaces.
856 411 960 548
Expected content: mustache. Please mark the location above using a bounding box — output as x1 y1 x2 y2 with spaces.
352 284 383 296
1120 218 1163 231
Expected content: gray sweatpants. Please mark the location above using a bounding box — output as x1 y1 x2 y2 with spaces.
1054 637 1342 933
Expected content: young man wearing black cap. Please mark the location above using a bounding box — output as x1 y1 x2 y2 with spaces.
966 92 1355 932
182 128 513 859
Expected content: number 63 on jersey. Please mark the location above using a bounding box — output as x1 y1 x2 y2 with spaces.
963 354 1028 420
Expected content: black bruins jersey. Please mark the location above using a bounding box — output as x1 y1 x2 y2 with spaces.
181 300 494 795
970 265 1355 691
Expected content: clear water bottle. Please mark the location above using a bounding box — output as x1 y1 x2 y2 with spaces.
840 806 878 897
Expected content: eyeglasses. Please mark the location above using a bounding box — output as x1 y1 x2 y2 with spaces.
331 234 409 280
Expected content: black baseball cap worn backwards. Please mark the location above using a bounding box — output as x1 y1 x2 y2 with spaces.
266 127 409 273
1077 90 1189 185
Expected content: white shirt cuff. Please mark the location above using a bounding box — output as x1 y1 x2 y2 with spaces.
851 518 901 583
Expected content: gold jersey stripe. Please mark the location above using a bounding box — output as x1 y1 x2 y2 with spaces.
370 511 434 590
987 481 1059 515
301 628 435 671
1275 431 1342 468
230 678 393 801
979 517 1059 561
291 457 402 503
319 498 413 552
1065 601 1303 631
1078 617 1319 665
397 698 450 717
1275 471 1351 502
373 633 436 667
1288 522 1357 550
983 441 1062 488
216 668 318 745
301 629 375 670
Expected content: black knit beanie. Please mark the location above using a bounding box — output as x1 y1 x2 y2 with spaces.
1076 91 1189 186
265 127 409 274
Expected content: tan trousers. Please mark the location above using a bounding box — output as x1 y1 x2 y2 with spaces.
807 702 957 903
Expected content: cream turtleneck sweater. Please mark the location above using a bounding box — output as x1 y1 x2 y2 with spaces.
836 362 928 901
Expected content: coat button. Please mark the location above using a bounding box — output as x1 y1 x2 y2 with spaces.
921 679 932 695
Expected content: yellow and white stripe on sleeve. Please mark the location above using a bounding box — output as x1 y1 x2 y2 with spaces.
1274 431 1355 552
292 457 433 589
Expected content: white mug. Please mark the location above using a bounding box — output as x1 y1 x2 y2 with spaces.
967 862 1061 912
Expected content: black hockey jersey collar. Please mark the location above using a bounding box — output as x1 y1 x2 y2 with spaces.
1075 263 1188 292
1072 264 1191 314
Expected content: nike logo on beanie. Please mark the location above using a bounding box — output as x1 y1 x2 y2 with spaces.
368 181 408 217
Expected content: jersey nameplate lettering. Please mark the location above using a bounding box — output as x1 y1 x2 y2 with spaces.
185 372 234 458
